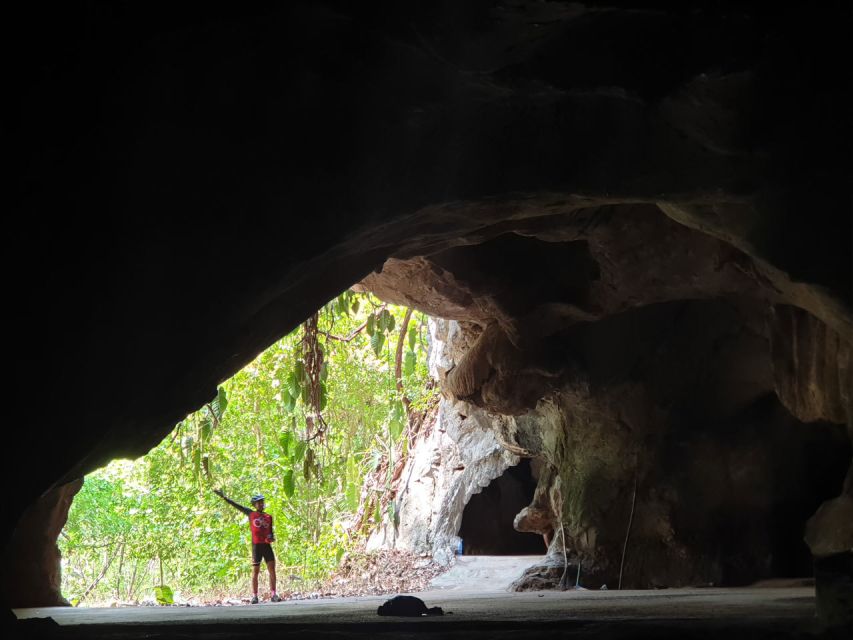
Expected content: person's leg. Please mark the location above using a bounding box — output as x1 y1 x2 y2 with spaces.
263 545 281 601
268 560 277 595
250 543 262 603
251 564 260 600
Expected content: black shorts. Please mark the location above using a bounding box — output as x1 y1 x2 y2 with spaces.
252 543 275 565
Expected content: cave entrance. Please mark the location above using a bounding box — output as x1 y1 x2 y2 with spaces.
458 459 545 555
55 292 440 607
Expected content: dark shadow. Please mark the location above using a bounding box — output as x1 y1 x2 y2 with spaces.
459 459 544 555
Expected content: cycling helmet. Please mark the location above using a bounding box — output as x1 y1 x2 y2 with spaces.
251 494 265 504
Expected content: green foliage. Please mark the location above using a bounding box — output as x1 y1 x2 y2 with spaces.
403 351 416 377
370 331 385 356
282 469 295 498
60 292 437 604
154 585 174 605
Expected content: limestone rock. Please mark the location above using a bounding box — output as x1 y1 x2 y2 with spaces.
2 480 82 608
805 495 853 558
367 396 519 566
770 305 852 426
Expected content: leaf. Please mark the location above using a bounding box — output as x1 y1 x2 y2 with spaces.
282 389 296 412
370 331 385 356
408 325 417 350
217 387 228 415
293 440 307 463
319 383 328 411
154 585 174 605
279 431 293 457
346 481 359 511
392 400 404 421
403 350 416 377
211 387 228 419
366 314 375 336
379 309 394 332
389 417 404 440
294 360 306 385
200 418 212 445
282 469 295 498
351 299 360 314
287 371 301 399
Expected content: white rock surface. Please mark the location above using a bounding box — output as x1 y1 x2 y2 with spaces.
368 318 519 564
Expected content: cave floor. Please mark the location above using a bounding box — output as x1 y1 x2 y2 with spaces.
15 586 843 639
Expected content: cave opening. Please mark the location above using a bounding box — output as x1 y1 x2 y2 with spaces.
55 293 442 607
458 459 546 556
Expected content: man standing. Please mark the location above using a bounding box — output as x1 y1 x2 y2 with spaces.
214 489 282 603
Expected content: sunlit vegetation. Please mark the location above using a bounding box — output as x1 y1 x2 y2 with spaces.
60 291 437 605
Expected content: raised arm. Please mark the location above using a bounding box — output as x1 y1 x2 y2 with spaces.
213 489 253 516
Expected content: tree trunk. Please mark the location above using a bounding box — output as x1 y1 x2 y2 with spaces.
394 308 414 441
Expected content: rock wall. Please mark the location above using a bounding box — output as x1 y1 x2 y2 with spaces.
373 303 851 593
368 319 520 565
771 305 852 428
367 396 520 565
770 305 853 626
2 480 82 608
362 205 852 596
517 301 850 589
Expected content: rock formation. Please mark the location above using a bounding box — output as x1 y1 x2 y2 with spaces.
367 319 522 566
372 308 849 595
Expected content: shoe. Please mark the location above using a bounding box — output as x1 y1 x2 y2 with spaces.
271 593 281 603
250 595 259 604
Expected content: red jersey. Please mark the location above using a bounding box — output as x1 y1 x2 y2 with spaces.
249 511 274 544
215 492 275 544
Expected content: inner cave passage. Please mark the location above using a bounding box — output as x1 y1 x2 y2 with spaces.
458 459 546 555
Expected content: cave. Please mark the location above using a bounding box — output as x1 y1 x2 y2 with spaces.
459 460 546 556
6 0 852 637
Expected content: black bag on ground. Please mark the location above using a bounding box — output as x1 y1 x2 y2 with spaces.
376 595 444 616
